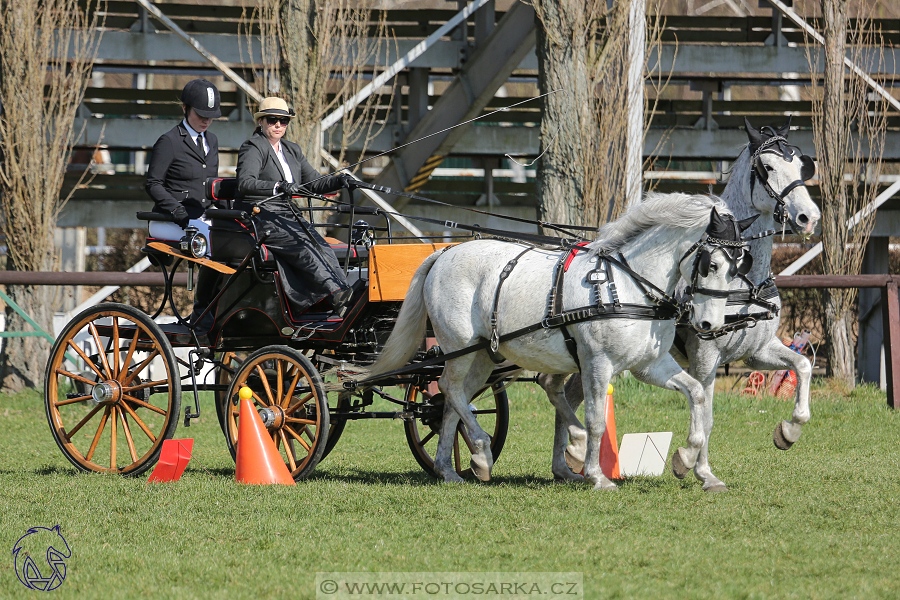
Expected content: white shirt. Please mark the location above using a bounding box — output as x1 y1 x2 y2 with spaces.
182 119 208 155
272 142 293 194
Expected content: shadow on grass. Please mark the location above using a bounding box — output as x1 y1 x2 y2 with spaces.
0 465 85 476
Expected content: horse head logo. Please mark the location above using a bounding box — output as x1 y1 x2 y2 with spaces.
12 525 71 591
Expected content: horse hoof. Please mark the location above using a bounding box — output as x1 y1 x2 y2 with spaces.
592 480 618 491
441 473 465 484
469 458 492 482
564 449 585 474
773 421 795 450
553 469 585 483
671 449 691 479
704 483 728 493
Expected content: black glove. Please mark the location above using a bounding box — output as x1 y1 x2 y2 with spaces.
338 173 359 189
171 206 190 229
278 182 304 197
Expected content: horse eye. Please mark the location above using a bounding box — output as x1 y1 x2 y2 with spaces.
764 164 774 171
709 262 719 273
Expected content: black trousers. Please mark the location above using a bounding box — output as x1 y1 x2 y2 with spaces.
258 205 350 316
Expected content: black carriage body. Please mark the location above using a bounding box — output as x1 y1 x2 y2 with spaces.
47 178 509 482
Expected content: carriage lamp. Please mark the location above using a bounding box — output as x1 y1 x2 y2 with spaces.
180 226 198 252
189 232 208 259
179 227 208 259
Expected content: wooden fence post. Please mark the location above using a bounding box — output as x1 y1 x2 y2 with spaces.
882 280 900 409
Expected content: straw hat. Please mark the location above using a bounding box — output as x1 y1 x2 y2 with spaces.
253 97 296 121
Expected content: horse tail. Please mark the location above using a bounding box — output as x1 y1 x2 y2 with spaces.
367 250 443 377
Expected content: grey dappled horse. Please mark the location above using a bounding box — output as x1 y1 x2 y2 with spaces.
368 193 748 491
556 119 821 492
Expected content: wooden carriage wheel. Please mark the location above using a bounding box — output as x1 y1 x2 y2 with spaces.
223 346 329 481
403 383 509 479
44 303 181 476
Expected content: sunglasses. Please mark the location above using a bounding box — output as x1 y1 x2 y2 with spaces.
265 116 291 126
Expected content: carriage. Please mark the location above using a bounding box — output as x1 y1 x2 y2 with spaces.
43 120 819 489
44 178 513 481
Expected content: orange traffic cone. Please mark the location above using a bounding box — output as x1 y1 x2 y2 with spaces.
599 384 620 479
235 387 296 485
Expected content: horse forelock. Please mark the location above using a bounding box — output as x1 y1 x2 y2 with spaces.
587 192 732 256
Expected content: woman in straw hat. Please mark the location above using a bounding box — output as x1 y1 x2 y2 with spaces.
235 96 355 317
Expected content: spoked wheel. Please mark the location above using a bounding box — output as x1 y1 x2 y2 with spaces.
320 390 351 462
223 346 329 481
403 382 509 479
44 303 181 476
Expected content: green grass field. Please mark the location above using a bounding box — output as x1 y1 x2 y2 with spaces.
1 377 897 600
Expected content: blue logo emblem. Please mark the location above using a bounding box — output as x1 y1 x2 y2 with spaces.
12 525 71 591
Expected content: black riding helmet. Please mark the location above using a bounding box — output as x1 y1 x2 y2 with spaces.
181 79 221 119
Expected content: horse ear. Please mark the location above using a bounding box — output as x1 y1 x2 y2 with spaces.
737 214 759 233
777 116 793 137
744 117 764 146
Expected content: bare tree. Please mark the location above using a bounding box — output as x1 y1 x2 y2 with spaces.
0 0 102 393
807 0 888 386
244 0 391 173
533 0 667 229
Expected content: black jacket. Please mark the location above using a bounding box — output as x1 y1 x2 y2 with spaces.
145 122 219 218
235 133 343 208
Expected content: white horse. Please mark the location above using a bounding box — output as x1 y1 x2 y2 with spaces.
555 119 821 491
367 192 751 490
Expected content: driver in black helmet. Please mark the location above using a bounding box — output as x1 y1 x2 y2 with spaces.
145 78 222 332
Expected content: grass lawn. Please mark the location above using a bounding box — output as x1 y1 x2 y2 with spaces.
0 376 897 599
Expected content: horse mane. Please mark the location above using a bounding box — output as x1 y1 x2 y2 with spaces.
720 143 754 216
587 191 732 255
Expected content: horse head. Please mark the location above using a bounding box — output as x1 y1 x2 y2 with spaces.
744 117 820 237
680 207 756 333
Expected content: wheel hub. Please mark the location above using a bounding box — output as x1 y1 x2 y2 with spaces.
257 405 286 429
421 392 445 433
91 380 123 405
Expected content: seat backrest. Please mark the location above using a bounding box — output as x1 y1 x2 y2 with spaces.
205 177 237 207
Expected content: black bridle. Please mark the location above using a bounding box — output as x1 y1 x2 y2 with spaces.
678 233 752 301
749 132 815 226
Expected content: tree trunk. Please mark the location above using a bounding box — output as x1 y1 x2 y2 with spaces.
820 0 854 386
0 0 100 393
534 1 596 229
280 0 327 165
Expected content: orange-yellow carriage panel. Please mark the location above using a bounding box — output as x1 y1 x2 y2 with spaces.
368 243 454 302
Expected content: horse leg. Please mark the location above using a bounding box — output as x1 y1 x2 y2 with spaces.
437 351 496 481
690 373 727 492
537 373 585 482
433 407 465 483
685 348 728 492
579 365 617 491
562 375 587 473
632 356 708 481
745 336 812 450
